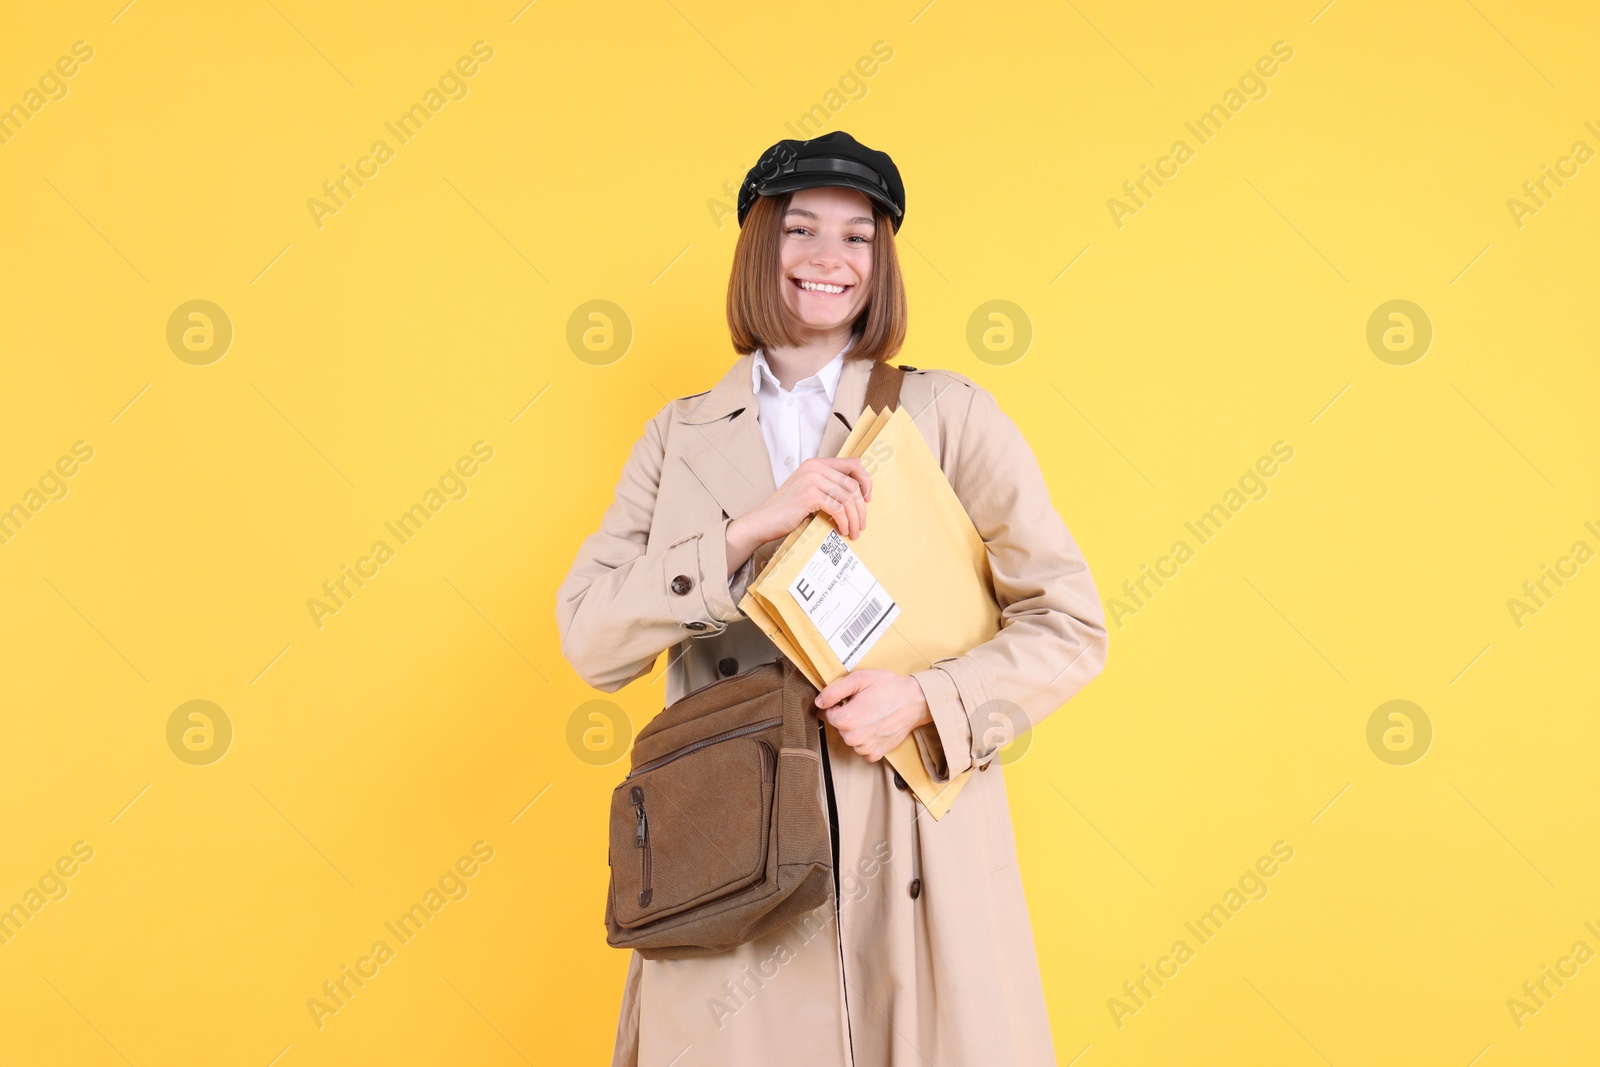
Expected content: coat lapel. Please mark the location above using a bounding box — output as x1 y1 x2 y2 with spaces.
820 352 871 460
682 351 875 554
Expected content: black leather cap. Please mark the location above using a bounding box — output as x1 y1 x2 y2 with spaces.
737 130 905 232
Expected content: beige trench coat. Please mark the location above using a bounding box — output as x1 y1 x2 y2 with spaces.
556 351 1108 1066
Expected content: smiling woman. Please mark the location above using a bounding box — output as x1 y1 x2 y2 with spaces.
725 192 906 370
558 129 1108 1067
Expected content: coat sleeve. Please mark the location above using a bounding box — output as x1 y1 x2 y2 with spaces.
908 381 1109 779
555 410 747 692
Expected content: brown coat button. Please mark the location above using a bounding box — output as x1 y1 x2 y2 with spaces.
685 621 708 631
980 759 992 771
717 657 739 676
908 878 921 899
892 770 909 791
670 574 693 595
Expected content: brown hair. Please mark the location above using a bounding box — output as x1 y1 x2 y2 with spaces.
726 190 907 364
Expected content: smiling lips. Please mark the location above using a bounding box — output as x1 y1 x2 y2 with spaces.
792 277 853 296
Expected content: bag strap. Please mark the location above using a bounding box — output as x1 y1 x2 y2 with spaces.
863 360 911 415
778 658 820 747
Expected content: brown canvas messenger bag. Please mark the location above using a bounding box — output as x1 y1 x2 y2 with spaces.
603 359 913 960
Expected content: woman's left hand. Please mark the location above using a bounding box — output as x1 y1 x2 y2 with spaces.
814 670 934 762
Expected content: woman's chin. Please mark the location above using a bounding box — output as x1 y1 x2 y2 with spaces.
785 306 860 334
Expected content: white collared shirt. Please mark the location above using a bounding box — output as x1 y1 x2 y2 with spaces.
749 341 850 491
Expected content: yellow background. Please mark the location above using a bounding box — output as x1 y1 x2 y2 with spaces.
2 0 1596 1063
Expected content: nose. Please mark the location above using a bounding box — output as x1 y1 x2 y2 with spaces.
809 243 843 271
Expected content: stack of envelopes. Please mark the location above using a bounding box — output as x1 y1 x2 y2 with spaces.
738 402 1003 820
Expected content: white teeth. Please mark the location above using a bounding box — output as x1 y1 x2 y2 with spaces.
798 280 847 294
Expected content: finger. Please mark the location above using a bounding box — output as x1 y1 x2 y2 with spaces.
816 679 853 711
838 495 857 540
847 456 873 504
819 488 859 540
806 457 865 500
814 466 865 508
815 672 868 709
829 486 858 540
816 490 849 535
814 469 865 538
827 456 872 503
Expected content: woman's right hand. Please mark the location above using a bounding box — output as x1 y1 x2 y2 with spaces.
762 456 873 540
730 456 874 562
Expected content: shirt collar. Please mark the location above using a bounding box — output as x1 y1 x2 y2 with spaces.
750 340 851 401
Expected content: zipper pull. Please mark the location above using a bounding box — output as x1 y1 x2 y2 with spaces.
631 785 647 847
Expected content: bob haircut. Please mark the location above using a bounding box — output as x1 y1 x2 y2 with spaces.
726 189 908 365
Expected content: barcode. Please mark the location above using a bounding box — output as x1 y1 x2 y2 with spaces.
840 596 883 647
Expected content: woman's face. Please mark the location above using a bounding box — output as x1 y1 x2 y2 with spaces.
777 185 876 339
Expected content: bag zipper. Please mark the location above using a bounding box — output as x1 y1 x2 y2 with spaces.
631 784 652 908
626 716 783 779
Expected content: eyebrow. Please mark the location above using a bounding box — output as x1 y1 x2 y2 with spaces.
784 207 876 227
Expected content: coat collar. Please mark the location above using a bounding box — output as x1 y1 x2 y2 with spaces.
681 350 875 542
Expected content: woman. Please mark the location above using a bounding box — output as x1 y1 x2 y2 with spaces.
556 131 1108 1067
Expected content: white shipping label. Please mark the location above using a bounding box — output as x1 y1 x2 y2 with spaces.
788 529 901 669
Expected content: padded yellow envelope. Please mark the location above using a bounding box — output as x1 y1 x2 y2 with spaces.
739 404 1002 820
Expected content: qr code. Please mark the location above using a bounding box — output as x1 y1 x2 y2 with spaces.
820 530 845 566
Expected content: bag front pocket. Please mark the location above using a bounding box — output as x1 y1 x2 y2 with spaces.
609 724 777 930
